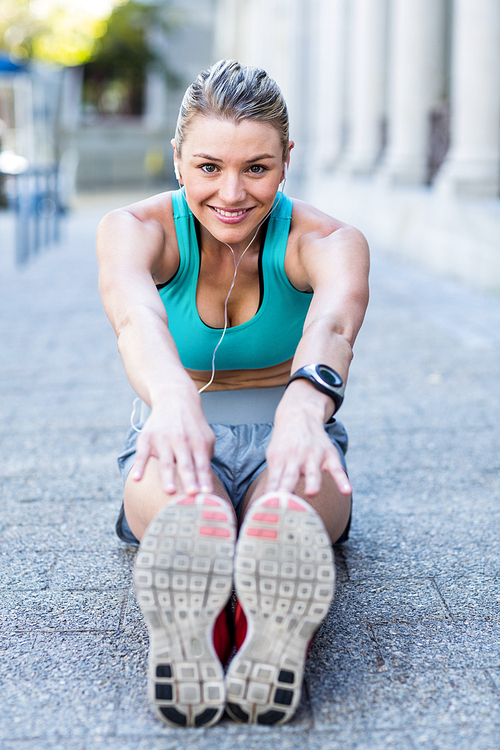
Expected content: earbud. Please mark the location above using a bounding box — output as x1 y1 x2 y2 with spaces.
283 163 288 180
174 162 180 181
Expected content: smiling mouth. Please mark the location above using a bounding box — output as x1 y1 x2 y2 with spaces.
211 206 252 218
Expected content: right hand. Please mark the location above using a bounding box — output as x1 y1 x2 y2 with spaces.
130 392 215 496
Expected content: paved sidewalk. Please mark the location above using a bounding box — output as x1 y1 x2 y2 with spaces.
0 196 499 750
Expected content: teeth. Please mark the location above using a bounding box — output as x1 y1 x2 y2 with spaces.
213 208 247 218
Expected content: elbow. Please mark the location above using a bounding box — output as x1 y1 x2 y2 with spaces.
334 332 354 364
114 308 133 355
115 303 169 349
96 208 133 248
304 315 355 357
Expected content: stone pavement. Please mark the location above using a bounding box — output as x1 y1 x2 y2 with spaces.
0 194 499 750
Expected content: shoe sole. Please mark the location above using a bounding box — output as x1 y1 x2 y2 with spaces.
134 494 236 728
225 492 335 726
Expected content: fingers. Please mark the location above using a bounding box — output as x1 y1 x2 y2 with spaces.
192 447 215 494
175 429 215 495
130 433 153 483
167 437 202 495
321 466 351 496
266 436 351 497
131 422 214 496
157 443 184 494
303 459 323 497
265 459 300 495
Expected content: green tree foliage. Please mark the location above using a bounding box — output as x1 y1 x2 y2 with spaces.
82 1 177 116
0 0 117 66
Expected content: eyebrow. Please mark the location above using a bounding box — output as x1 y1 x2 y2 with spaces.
244 154 276 163
192 153 277 163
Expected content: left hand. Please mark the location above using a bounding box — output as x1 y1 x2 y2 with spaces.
264 399 352 497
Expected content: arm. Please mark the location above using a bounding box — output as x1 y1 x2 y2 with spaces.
96 201 215 495
266 217 369 496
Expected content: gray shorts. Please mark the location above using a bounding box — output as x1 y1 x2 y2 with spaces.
116 419 350 546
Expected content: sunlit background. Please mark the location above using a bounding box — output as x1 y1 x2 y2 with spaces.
0 0 499 289
0 0 120 65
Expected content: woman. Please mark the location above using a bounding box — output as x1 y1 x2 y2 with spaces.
97 60 369 729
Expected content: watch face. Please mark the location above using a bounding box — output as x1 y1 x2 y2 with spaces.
317 365 342 388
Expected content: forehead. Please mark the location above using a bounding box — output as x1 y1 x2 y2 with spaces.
182 116 282 158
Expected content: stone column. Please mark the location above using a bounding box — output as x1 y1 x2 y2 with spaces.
215 0 291 87
214 0 240 60
262 0 310 183
236 0 269 67
60 66 84 129
309 0 348 173
214 0 311 184
144 27 168 130
339 0 388 175
379 0 447 184
435 0 500 198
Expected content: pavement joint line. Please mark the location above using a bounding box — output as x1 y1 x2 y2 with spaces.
429 577 455 621
43 551 60 589
117 585 133 630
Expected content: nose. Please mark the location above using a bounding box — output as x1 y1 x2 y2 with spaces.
217 170 246 205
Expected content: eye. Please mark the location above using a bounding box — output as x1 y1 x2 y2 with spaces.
248 165 267 174
200 163 219 174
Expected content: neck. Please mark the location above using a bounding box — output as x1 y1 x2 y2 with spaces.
198 221 265 260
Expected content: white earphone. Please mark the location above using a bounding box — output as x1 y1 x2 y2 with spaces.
284 163 288 180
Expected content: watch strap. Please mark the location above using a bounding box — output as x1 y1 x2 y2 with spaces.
286 364 344 416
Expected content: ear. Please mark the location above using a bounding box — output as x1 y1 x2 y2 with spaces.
281 140 294 181
171 139 182 184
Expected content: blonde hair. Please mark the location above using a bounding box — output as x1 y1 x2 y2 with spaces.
175 60 289 160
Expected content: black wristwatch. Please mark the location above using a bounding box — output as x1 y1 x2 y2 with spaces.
286 364 345 419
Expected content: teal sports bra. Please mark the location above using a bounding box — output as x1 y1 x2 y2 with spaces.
158 189 313 371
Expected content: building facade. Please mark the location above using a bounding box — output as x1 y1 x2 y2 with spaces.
60 0 216 191
215 0 500 291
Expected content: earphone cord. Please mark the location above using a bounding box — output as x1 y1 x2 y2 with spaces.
197 181 287 394
129 179 287 430
197 226 259 394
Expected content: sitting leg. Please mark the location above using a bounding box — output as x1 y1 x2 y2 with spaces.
241 467 351 543
127 462 236 728
225 469 349 726
124 457 234 542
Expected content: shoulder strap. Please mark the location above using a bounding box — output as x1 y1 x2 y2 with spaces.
170 188 198 284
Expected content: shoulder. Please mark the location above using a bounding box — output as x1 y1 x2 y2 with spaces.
290 198 366 247
286 198 369 290
96 190 180 282
99 190 176 239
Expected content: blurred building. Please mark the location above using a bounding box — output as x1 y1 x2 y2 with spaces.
0 59 62 167
60 0 216 191
215 0 500 291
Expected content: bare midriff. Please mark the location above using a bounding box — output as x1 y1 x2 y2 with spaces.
187 358 293 391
